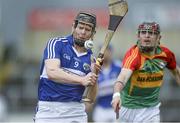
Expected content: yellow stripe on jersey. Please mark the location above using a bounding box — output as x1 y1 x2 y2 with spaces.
124 47 139 69
140 55 146 69
124 48 137 68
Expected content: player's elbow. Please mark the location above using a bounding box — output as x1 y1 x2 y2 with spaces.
46 68 57 80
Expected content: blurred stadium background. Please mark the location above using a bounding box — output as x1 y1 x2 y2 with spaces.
0 0 180 122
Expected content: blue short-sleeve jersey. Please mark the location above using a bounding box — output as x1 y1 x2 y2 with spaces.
38 35 93 102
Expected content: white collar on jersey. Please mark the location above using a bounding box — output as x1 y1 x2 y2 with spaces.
72 47 88 57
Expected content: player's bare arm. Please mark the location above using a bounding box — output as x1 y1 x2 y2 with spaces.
82 62 101 104
111 68 133 112
84 61 101 109
170 65 180 85
45 59 98 86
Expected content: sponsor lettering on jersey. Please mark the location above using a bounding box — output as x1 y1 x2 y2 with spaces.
63 53 71 60
137 75 163 82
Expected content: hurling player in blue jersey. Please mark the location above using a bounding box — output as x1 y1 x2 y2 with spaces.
92 45 121 122
34 12 99 123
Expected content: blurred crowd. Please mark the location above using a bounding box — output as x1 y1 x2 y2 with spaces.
0 44 39 122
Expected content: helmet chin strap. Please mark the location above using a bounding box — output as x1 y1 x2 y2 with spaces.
137 40 156 53
74 38 94 50
74 38 85 47
139 46 154 53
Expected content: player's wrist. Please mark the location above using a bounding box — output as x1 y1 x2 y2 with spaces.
115 80 125 87
77 76 84 85
113 92 121 99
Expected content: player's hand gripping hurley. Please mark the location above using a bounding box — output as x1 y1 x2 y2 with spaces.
82 0 128 104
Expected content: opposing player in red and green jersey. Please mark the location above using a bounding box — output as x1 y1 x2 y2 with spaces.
111 22 180 122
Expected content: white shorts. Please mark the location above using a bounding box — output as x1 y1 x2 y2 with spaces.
120 103 161 123
92 105 117 122
34 101 87 123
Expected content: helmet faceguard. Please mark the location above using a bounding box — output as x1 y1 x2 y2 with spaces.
137 22 161 53
73 12 96 48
